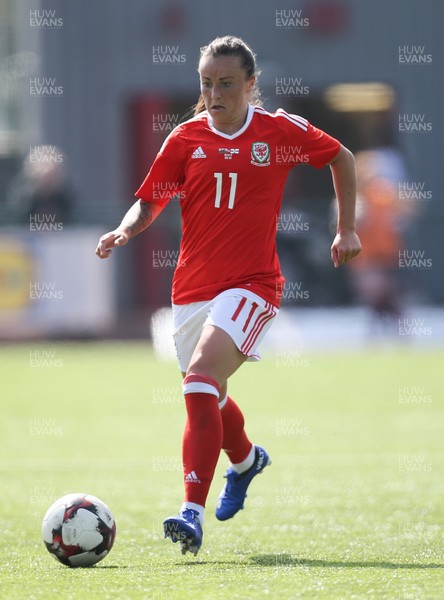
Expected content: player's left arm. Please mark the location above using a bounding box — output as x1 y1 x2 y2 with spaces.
328 144 362 268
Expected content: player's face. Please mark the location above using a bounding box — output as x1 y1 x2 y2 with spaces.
199 55 255 132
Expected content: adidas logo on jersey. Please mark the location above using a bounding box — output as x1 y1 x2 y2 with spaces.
191 146 206 159
184 470 201 483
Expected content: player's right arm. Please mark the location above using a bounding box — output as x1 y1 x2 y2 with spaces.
95 199 162 259
96 125 186 259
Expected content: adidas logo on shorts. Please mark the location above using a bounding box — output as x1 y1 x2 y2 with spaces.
191 146 206 159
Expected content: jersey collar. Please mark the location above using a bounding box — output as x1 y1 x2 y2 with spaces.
206 104 254 140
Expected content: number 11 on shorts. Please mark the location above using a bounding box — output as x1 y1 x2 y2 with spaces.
231 296 259 333
214 172 237 209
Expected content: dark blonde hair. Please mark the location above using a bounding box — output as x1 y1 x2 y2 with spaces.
194 36 262 115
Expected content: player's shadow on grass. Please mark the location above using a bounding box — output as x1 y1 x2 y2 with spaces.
250 554 444 570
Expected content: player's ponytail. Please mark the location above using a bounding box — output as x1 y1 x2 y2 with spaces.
194 94 207 115
193 36 262 116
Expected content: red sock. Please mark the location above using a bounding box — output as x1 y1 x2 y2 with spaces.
221 396 253 464
182 375 222 507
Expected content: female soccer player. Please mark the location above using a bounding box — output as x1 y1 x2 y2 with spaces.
96 36 361 556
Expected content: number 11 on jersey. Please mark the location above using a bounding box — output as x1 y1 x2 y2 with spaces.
214 172 237 209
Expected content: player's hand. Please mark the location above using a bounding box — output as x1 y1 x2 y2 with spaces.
331 230 361 268
95 230 129 259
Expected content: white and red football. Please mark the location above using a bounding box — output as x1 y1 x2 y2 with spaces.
42 493 116 567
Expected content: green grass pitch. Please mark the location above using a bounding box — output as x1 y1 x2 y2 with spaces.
0 342 442 599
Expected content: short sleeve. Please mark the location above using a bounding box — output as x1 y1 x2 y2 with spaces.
302 122 341 169
282 111 341 169
135 127 186 207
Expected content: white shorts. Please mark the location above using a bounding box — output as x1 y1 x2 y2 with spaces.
172 288 279 372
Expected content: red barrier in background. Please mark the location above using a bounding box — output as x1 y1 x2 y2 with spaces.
128 95 174 311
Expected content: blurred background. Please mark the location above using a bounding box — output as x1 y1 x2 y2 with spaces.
0 0 443 348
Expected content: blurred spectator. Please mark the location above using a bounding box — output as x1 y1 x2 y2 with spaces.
339 149 417 330
6 145 74 224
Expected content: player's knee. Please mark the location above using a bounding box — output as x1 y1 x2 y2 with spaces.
186 360 220 383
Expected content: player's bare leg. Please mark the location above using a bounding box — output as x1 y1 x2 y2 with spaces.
187 324 247 385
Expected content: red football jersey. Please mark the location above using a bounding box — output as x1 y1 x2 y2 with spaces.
135 104 340 307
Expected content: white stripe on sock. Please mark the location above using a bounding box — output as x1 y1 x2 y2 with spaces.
183 381 219 397
231 444 256 474
218 394 228 410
